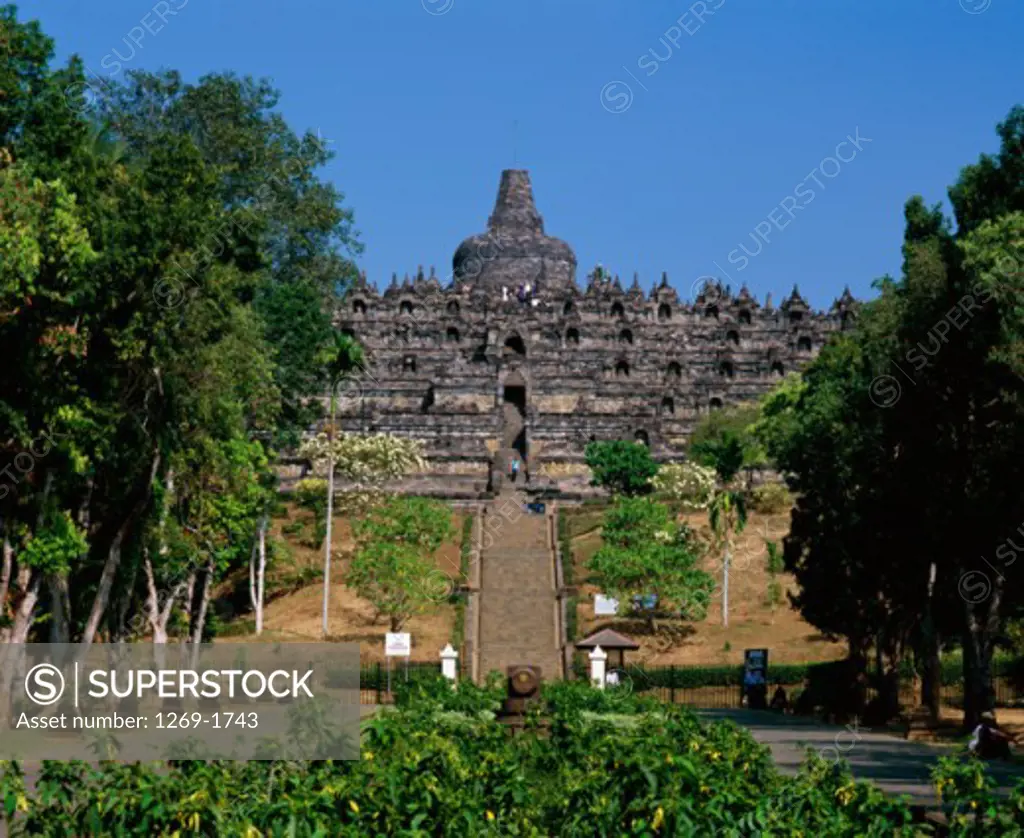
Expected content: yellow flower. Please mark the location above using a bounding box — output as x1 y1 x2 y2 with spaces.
971 801 978 810
652 807 665 830
709 751 720 761
690 741 700 751
834 783 855 807
699 785 710 794
349 800 360 814
363 751 374 761
486 811 496 821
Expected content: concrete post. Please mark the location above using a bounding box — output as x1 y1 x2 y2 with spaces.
589 645 608 690
440 643 459 684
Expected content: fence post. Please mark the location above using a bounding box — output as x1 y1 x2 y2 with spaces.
376 661 382 704
440 644 459 686
589 646 607 689
670 665 676 704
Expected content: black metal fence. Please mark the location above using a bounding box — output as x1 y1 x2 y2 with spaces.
572 656 1024 711
360 659 1024 711
359 661 446 705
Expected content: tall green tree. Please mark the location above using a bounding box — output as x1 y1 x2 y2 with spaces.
688 403 766 486
586 497 714 632
757 107 1024 726
320 331 365 638
584 440 659 496
709 487 747 629
346 497 454 633
0 7 362 658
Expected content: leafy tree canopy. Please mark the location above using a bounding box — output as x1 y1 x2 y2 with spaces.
346 497 455 631
584 440 659 496
687 403 766 483
586 497 714 624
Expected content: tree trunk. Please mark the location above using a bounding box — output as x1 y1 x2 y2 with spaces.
0 531 12 642
963 577 1002 729
920 562 940 724
143 553 189 645
111 553 141 644
81 523 125 647
250 513 267 635
188 558 214 668
184 570 195 624
47 574 71 644
5 473 55 645
81 452 160 647
722 545 730 628
322 383 336 639
11 571 42 644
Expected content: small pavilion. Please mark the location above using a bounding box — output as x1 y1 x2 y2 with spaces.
574 628 639 671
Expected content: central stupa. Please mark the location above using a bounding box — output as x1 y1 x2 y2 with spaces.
452 169 577 294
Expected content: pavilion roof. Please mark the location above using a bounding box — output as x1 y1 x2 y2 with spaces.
574 628 640 651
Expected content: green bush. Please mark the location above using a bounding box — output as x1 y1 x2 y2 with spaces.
749 482 793 514
10 674 1011 834
619 661 856 690
558 511 579 642
450 514 474 649
293 477 329 547
583 440 659 496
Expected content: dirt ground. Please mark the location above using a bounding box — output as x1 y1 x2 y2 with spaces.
220 504 465 663
901 706 1024 744
570 507 848 667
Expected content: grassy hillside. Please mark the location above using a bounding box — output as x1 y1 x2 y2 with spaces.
568 505 847 667
219 501 466 662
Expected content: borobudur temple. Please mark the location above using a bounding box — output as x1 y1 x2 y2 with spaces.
331 169 858 498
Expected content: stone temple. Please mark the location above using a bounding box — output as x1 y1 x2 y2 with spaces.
333 169 857 498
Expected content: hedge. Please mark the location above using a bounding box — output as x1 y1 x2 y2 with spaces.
449 513 474 651
557 510 579 643
8 676 1024 834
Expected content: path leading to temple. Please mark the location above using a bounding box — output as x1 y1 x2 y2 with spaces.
476 493 562 683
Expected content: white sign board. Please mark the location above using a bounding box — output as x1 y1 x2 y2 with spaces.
594 594 620 616
385 632 411 657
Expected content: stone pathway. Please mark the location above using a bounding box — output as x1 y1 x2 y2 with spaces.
476 495 561 682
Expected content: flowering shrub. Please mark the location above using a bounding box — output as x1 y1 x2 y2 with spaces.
651 462 717 511
9 677 1023 834
298 432 427 485
932 752 1024 833
297 431 428 515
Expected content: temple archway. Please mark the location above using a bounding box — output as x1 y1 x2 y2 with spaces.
503 334 527 357
502 369 528 463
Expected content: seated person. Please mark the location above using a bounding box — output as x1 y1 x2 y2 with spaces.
769 685 789 713
969 711 1016 760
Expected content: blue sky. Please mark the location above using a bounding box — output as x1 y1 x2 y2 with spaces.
32 0 1024 309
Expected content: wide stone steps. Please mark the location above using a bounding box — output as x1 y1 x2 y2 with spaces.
477 503 561 682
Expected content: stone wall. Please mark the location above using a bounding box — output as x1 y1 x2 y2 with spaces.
331 169 858 497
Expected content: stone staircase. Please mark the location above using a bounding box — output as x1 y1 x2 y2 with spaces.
477 494 562 682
